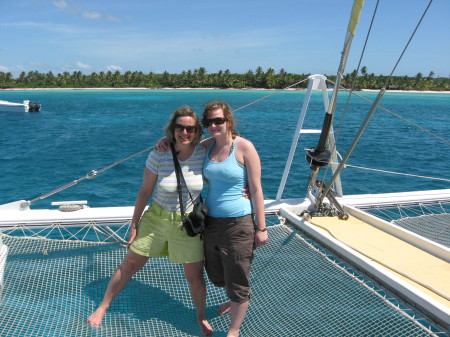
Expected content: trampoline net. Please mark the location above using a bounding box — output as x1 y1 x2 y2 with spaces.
0 222 448 337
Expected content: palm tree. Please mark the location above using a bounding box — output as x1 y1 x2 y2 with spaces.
265 68 276 88
255 67 264 87
361 66 368 77
0 72 14 88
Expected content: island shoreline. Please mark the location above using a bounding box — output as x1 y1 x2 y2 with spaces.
1 87 450 94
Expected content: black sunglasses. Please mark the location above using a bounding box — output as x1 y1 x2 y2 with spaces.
202 117 227 127
174 123 197 134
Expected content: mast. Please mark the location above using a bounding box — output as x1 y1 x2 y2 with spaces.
306 0 365 197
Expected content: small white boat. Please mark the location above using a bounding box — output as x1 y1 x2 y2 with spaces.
0 99 41 112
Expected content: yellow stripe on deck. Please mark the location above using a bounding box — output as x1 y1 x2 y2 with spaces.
310 215 450 308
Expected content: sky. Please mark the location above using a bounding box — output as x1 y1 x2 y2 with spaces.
1 0 449 78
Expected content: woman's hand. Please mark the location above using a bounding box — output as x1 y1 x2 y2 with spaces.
155 136 170 152
127 225 138 248
254 229 268 247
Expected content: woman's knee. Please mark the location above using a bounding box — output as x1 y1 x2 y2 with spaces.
227 288 252 303
120 252 148 274
183 261 204 285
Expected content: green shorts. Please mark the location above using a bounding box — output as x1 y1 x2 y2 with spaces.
130 202 204 263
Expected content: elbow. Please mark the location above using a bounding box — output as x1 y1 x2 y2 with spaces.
250 187 264 201
137 187 152 201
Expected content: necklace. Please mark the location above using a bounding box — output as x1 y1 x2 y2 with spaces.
210 137 235 162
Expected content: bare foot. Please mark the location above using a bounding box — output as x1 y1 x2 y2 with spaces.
226 329 240 337
198 319 214 336
87 307 106 327
218 301 231 316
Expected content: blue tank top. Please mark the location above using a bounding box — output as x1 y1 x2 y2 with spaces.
203 137 253 217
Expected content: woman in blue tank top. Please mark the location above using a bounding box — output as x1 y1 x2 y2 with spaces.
201 102 268 337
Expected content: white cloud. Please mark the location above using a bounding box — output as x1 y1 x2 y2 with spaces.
106 15 123 22
52 0 123 21
0 65 9 72
82 10 101 20
53 0 68 10
1 21 77 34
106 65 123 72
76 61 91 70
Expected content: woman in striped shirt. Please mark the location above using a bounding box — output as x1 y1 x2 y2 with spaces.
88 106 213 336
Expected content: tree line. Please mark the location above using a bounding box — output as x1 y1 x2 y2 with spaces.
0 66 448 91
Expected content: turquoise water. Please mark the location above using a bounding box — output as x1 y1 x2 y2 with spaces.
1 89 449 208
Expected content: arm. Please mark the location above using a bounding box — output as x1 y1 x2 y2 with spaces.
155 136 170 152
156 136 214 151
240 139 268 247
128 167 158 247
199 137 214 150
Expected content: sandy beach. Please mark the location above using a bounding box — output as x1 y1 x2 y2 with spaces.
2 87 450 94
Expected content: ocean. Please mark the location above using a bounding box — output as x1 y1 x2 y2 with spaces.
1 89 449 209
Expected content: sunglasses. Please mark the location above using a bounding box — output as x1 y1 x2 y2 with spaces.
202 117 227 127
174 123 197 134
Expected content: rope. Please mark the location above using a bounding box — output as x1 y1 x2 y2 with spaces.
232 78 309 113
23 146 154 208
95 146 154 175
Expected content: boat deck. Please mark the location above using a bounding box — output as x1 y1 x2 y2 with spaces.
308 215 450 309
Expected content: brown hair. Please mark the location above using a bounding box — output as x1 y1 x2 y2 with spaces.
202 101 240 138
165 106 203 145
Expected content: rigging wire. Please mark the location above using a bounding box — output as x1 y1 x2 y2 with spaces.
334 163 450 182
306 145 450 183
323 0 442 184
342 86 450 146
317 0 437 205
386 0 433 80
322 0 381 182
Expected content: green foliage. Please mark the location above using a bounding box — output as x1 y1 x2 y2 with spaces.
0 68 449 91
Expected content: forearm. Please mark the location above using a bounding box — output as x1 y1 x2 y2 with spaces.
251 189 266 230
131 188 152 227
200 137 214 149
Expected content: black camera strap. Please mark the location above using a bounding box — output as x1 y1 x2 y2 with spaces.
170 143 196 219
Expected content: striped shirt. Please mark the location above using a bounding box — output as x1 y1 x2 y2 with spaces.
146 145 206 213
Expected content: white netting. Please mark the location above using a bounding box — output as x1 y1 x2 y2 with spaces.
0 223 447 336
394 213 450 248
362 201 450 249
0 239 7 302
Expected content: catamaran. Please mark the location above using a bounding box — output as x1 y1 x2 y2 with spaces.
0 1 448 336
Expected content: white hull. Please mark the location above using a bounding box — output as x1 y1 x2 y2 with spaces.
4 188 448 227
0 100 40 112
